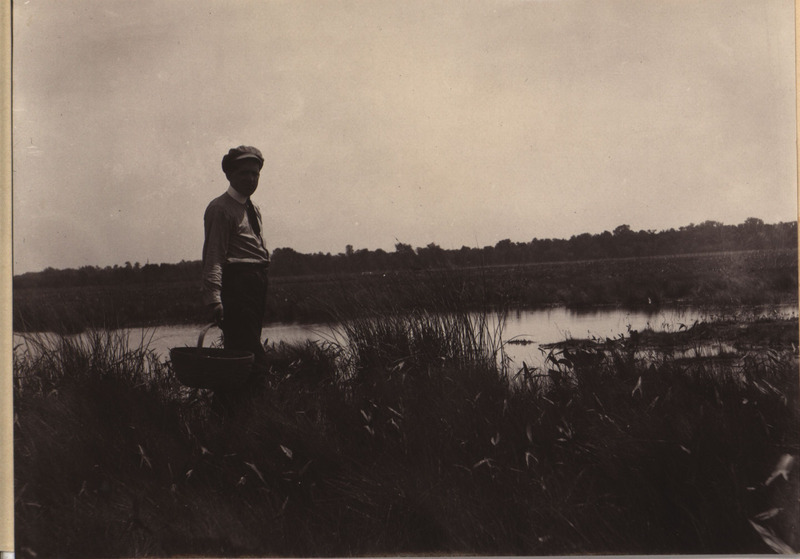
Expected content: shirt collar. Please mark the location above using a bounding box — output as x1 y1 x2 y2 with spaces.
226 185 248 204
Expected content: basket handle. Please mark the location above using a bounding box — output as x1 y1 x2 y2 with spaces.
197 323 217 348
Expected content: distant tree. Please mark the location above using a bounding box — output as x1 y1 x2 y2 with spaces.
394 242 414 254
394 242 418 269
494 239 518 264
744 217 765 228
416 243 447 268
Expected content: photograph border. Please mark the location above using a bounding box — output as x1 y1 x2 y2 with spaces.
1 1 798 556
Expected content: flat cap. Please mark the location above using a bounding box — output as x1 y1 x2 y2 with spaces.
221 145 264 174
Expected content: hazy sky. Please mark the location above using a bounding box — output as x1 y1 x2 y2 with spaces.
11 0 797 274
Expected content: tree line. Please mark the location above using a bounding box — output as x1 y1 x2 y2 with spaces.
13 218 797 289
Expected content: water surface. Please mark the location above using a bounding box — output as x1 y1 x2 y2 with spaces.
15 304 797 373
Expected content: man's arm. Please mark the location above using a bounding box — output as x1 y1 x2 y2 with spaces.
202 204 230 321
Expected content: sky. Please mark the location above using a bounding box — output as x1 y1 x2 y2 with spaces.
11 0 798 275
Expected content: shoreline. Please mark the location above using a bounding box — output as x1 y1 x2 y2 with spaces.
12 298 799 336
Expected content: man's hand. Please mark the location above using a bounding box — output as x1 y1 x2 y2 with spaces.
210 303 224 327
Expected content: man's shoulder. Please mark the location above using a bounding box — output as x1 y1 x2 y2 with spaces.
206 192 232 207
205 192 236 215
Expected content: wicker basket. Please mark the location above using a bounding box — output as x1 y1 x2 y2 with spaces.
170 324 254 390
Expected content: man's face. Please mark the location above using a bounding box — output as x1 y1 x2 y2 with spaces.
227 159 262 197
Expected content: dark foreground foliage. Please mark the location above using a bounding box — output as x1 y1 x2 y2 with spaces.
14 314 800 557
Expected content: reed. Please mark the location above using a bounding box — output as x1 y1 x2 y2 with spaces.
14 327 167 395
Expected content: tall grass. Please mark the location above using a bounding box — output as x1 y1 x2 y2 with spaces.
14 327 167 396
333 309 507 380
13 309 799 556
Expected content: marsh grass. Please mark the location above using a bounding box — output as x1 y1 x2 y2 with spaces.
14 327 168 396
13 307 800 557
333 309 507 381
14 249 798 334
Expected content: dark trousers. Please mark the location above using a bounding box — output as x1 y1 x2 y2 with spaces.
221 263 269 379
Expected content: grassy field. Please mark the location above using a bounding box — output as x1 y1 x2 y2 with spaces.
12 248 798 333
13 306 799 557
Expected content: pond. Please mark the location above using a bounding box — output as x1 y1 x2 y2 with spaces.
15 303 796 373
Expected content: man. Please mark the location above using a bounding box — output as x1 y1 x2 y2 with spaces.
202 145 270 387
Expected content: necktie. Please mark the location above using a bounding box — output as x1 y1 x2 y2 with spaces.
245 200 261 238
